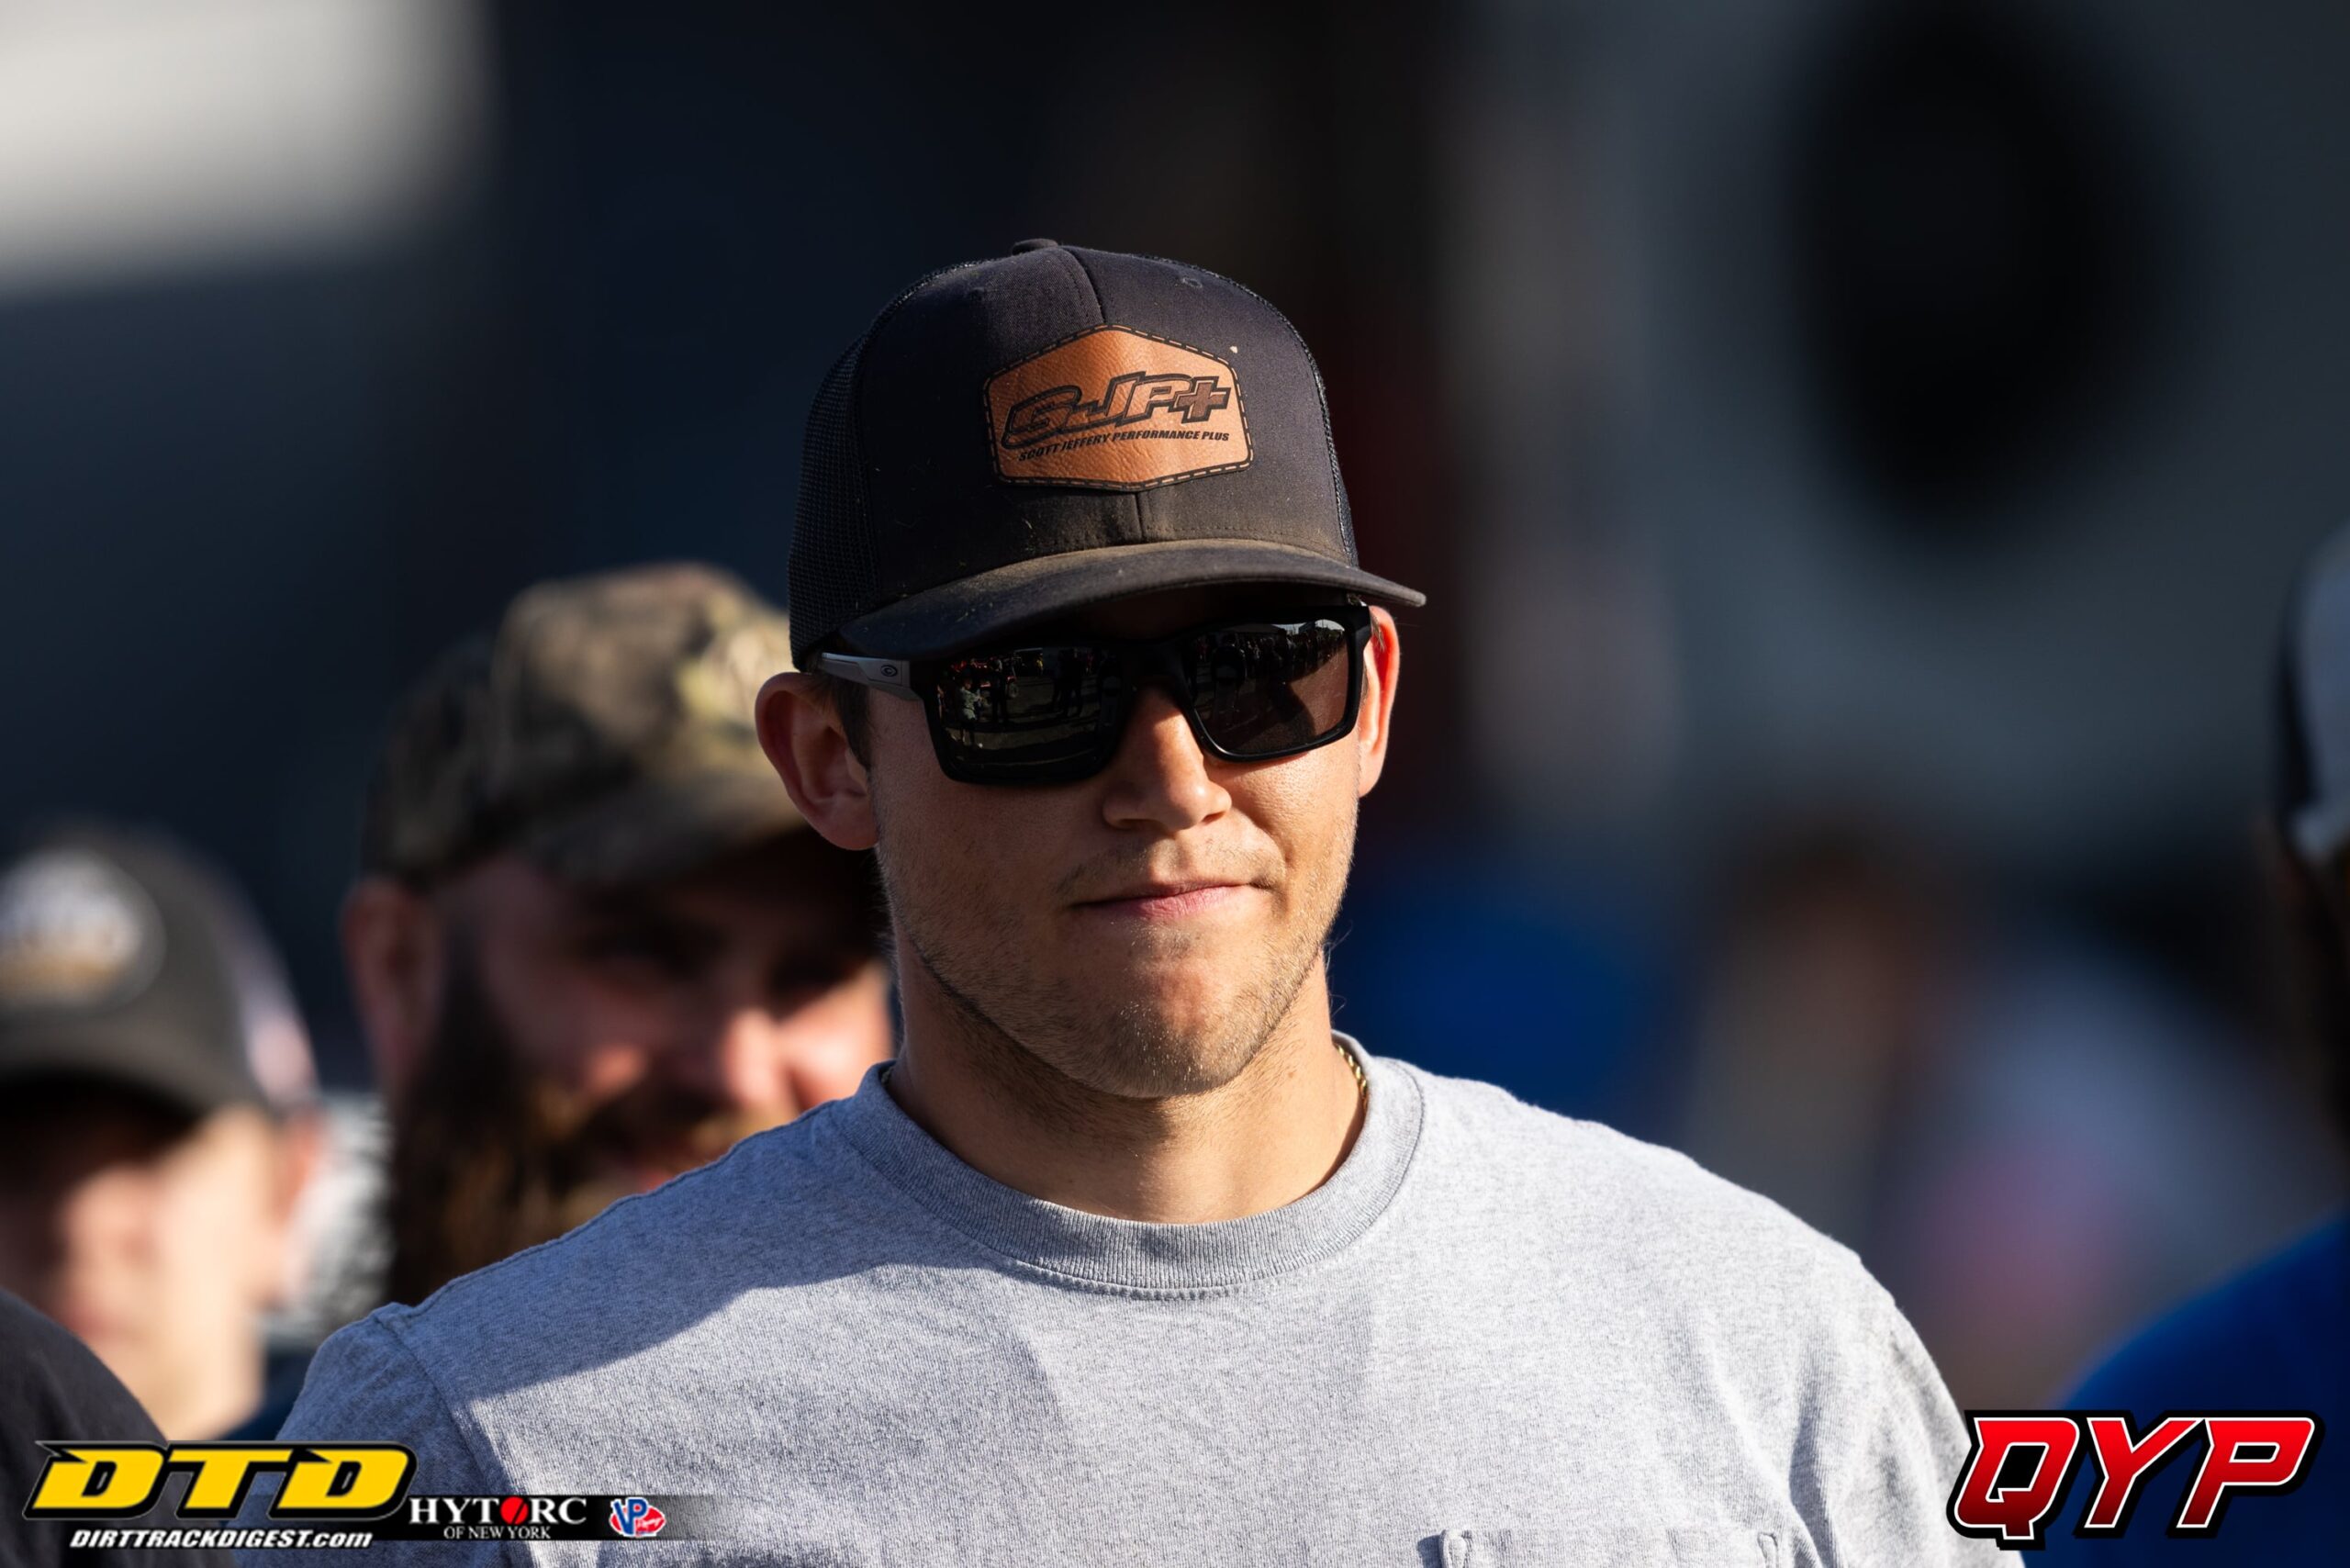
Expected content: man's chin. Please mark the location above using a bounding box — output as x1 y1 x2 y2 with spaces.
1063 928 1275 1000
1070 999 1284 1098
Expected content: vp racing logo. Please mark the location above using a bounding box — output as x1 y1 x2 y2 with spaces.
610 1496 666 1537
984 326 1250 490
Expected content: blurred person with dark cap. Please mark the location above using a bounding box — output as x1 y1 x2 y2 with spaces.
2034 524 2350 1562
248 245 1993 1564
339 562 892 1309
0 823 323 1442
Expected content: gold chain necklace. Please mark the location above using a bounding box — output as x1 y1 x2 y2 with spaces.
1335 1036 1368 1107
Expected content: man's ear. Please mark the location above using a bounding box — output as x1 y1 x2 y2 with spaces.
340 878 445 1099
1355 608 1403 798
758 671 878 851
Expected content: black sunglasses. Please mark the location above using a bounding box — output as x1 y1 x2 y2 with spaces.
812 602 1375 786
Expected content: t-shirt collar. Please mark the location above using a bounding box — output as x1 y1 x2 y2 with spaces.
824 1031 1421 1293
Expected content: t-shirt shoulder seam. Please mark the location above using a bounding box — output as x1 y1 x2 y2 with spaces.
369 1310 510 1505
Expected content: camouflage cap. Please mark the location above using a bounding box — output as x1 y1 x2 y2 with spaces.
361 563 803 887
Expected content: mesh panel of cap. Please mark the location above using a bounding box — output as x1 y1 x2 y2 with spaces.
789 260 990 665
788 342 877 666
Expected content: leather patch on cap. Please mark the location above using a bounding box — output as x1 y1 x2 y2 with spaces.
984 326 1250 490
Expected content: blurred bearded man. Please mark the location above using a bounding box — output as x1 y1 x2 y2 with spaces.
340 563 892 1305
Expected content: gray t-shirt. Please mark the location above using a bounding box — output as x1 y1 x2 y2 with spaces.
242 1037 1997 1566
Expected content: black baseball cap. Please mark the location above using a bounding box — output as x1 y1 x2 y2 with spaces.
0 824 312 1118
789 240 1426 665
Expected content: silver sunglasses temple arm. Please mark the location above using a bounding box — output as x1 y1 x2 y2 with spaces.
810 652 922 699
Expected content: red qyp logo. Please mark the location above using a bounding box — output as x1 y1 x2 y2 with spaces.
1947 1411 2322 1549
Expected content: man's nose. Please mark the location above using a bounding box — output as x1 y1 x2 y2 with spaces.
1099 684 1229 832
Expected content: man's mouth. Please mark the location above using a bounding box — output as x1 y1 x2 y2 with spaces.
1072 879 1256 921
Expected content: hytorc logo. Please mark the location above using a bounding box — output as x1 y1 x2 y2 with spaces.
1947 1412 2322 1549
409 1495 588 1529
23 1442 414 1518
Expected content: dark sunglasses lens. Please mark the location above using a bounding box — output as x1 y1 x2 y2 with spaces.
1185 617 1357 756
933 646 1119 777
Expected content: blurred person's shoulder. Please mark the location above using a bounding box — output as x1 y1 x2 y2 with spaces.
2066 1211 2348 1412
1 1291 233 1566
1 1287 168 1457
0 1294 180 1491
2035 1217 2348 1562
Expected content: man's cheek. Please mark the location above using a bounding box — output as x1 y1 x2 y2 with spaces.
153 1180 245 1328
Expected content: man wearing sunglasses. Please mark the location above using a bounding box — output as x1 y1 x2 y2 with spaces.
244 243 1991 1565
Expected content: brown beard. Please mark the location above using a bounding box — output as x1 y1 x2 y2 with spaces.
380 953 776 1305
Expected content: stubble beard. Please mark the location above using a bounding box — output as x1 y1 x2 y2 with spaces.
870 797 1357 1105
